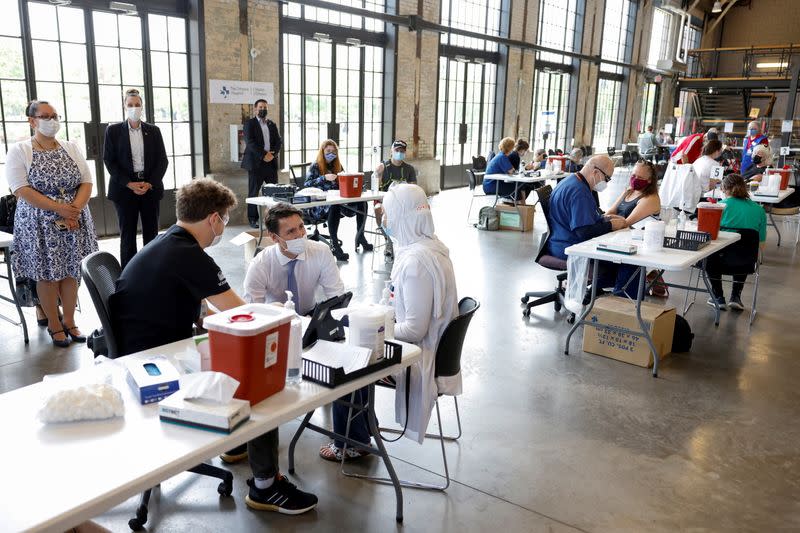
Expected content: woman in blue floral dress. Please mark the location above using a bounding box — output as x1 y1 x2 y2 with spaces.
304 139 372 261
5 101 98 347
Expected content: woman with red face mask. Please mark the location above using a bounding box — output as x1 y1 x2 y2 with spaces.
605 159 661 227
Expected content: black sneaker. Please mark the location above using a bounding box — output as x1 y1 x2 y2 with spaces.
245 475 318 515
249 220 259 229
220 443 248 464
706 296 727 310
728 295 744 311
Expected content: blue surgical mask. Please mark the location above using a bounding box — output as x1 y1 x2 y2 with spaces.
324 152 337 163
392 151 405 161
748 128 758 137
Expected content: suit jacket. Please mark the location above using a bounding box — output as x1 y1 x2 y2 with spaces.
240 117 282 171
103 121 169 202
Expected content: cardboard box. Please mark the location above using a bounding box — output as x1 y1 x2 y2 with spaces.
582 296 676 368
495 204 535 232
231 230 274 264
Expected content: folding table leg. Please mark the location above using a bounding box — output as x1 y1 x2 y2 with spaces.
287 410 315 474
698 260 720 326
632 266 660 377
365 384 404 523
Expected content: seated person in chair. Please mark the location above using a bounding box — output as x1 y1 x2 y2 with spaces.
605 159 661 227
244 202 345 315
705 173 766 311
110 178 318 516
372 139 417 223
547 155 630 295
741 144 773 183
482 137 536 204
319 184 459 461
304 139 372 262
564 148 584 174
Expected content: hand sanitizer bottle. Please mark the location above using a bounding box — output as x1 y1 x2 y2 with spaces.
379 281 395 339
284 290 303 384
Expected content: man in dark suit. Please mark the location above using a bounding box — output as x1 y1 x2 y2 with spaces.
103 88 169 268
241 99 282 228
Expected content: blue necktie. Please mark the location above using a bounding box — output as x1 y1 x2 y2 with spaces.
287 259 299 304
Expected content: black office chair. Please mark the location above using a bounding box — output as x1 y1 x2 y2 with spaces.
520 186 575 323
82 251 122 358
80 251 234 531
289 162 311 188
342 297 480 491
696 227 760 325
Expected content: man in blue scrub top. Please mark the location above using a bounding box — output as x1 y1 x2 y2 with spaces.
547 155 627 259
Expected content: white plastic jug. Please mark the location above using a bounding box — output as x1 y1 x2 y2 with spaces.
348 307 386 364
644 220 666 251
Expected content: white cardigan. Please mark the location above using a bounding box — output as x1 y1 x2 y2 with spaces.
4 139 93 194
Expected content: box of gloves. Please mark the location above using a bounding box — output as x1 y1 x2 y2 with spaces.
124 356 181 404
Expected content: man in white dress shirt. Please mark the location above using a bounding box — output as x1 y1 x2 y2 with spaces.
244 202 344 314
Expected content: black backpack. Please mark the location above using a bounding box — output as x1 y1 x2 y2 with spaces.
672 314 694 353
0 194 16 233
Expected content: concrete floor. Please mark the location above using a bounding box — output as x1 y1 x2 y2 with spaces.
1 187 799 532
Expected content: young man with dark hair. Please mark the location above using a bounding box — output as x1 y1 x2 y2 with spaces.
241 99 282 228
243 202 344 315
111 179 318 516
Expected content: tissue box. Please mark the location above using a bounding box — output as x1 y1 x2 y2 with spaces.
230 231 275 265
124 358 181 404
159 393 251 434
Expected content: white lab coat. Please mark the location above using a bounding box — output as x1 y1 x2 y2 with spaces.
660 163 702 213
383 184 459 443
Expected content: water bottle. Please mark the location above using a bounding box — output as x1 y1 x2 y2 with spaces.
283 291 303 384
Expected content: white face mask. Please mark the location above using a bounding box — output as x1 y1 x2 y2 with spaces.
593 179 608 193
37 118 60 138
283 235 307 256
209 213 228 247
127 107 143 122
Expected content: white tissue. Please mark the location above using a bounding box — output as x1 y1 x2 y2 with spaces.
180 372 240 403
39 383 125 423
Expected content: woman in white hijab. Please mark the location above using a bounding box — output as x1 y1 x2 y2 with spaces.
319 184 459 461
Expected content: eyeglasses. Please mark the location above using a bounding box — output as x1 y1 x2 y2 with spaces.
35 114 61 121
636 158 655 168
594 166 611 182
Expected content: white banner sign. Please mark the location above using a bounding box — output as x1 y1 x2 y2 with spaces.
209 80 274 104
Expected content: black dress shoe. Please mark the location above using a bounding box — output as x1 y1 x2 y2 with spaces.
332 248 349 261
249 220 260 229
47 328 71 348
63 326 87 343
356 241 374 252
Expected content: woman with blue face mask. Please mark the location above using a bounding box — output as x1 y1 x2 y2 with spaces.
4 100 99 347
304 139 372 261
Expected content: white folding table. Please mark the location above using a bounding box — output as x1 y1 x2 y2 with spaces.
0 230 28 343
484 172 561 208
0 336 420 532
564 230 740 377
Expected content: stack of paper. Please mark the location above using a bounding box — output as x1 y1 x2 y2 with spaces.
303 340 373 374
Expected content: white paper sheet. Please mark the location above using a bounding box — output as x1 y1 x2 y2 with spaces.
303 340 372 374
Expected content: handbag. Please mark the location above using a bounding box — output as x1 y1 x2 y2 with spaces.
15 277 39 307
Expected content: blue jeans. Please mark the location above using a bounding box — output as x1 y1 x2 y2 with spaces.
597 261 642 299
332 386 372 448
